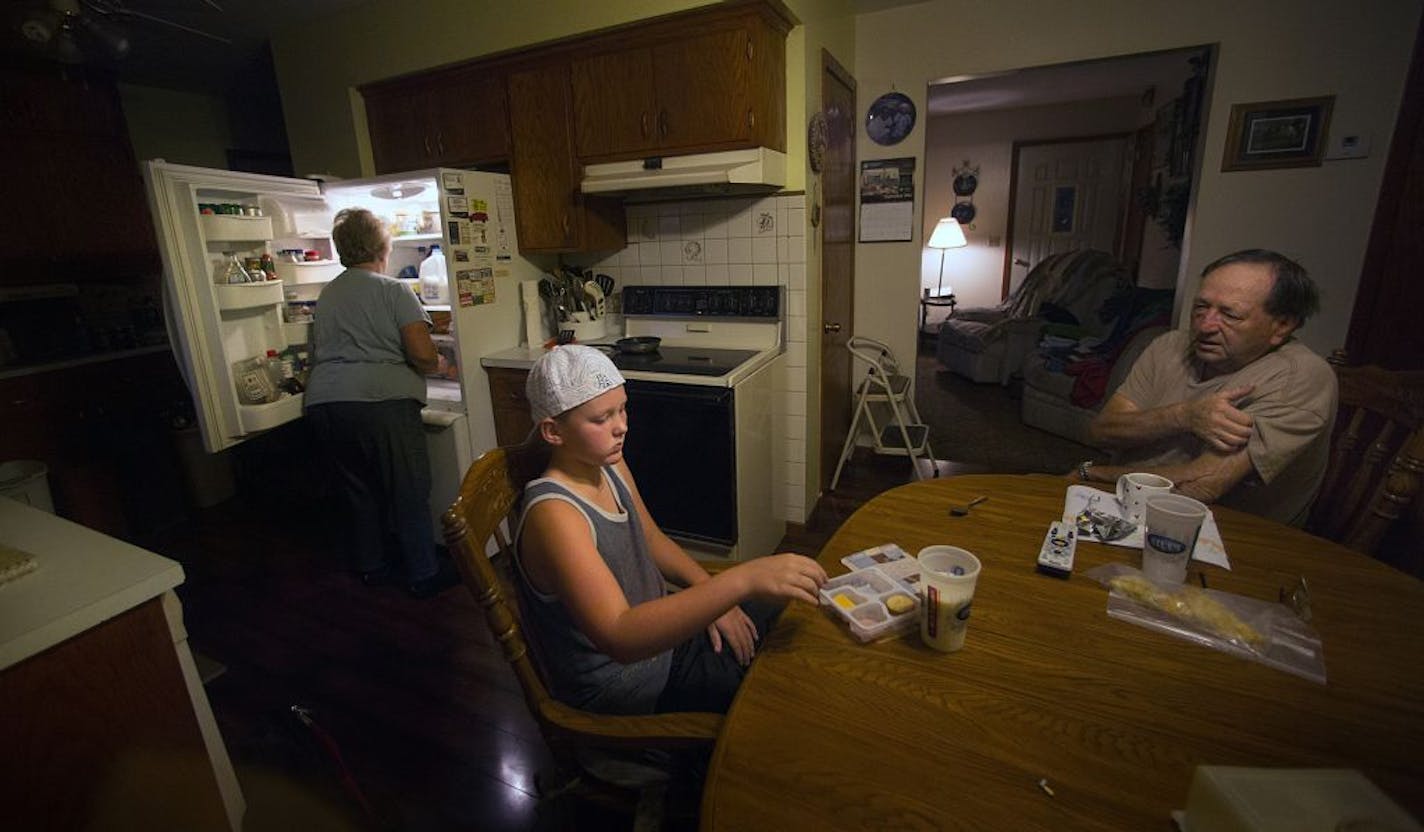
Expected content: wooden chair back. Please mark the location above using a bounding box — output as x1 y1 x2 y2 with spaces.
440 441 722 802
1307 364 1424 566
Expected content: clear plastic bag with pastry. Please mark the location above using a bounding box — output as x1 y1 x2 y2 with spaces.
1082 563 1326 685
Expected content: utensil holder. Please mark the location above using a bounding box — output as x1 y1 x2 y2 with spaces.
568 318 606 342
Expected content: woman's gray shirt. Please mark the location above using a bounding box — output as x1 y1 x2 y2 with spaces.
304 267 431 407
513 466 672 714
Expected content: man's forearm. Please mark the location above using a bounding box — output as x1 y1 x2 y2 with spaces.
1079 450 1253 505
1090 400 1189 449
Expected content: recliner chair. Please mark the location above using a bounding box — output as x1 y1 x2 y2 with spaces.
936 249 1132 385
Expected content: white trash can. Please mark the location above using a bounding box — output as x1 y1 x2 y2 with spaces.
0 460 54 513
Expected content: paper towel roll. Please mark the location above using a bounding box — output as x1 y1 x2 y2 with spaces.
520 281 546 348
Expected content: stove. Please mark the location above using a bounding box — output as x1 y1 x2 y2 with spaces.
592 345 760 377
609 284 783 387
605 286 785 560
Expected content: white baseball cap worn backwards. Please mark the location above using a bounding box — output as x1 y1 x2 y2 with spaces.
526 345 626 422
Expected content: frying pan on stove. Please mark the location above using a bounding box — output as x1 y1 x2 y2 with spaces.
614 336 661 354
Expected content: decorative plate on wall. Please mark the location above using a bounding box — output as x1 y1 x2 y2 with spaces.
950 202 977 225
953 171 979 196
865 91 916 146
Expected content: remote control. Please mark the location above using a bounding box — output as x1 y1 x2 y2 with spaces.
1036 521 1076 579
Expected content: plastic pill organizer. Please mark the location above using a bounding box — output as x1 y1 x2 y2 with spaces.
820 545 922 642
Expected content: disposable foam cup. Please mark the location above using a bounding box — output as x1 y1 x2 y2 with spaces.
1142 494 1208 584
917 546 981 652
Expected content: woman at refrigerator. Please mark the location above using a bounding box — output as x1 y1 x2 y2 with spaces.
304 207 458 599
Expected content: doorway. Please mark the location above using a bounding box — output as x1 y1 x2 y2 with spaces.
920 47 1210 319
1004 134 1130 297
818 50 856 492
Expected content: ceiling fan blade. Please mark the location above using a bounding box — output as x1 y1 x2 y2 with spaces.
82 0 232 45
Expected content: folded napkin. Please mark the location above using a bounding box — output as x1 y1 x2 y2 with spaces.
1062 485 1231 570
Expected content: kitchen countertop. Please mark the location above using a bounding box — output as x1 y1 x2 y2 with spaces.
0 499 185 671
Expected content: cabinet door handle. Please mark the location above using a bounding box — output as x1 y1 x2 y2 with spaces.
746 109 755 131
423 135 433 156
823 322 842 334
435 130 444 156
562 213 572 241
746 37 754 61
640 111 650 138
658 109 669 138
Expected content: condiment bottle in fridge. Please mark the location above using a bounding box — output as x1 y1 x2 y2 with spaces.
221 252 251 284
260 252 277 281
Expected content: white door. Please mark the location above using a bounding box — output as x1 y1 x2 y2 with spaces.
1007 137 1128 296
145 161 326 453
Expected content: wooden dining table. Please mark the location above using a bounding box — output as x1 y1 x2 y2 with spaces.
700 474 1424 831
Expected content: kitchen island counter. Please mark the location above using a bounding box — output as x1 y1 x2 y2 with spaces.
0 499 245 830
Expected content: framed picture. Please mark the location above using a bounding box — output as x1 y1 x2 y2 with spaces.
1221 96 1334 172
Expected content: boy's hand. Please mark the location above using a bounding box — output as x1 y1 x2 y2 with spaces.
735 553 828 605
708 607 759 666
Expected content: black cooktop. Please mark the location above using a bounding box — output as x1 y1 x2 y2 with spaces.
595 345 759 377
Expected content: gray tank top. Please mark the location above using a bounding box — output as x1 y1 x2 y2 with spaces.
513 466 671 714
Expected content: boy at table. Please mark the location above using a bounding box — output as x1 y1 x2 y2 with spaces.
1076 249 1337 525
513 345 827 715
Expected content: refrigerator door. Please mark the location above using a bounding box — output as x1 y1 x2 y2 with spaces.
144 161 323 453
442 169 533 455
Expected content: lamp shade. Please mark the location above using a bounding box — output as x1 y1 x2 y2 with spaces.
928 217 968 249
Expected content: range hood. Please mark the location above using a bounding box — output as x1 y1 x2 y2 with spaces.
580 147 786 199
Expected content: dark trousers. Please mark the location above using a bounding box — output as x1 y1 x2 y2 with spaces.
307 400 436 582
655 599 784 714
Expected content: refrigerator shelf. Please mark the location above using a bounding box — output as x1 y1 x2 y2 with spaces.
283 322 312 344
274 260 342 285
215 280 284 310
240 392 303 433
391 233 441 245
201 214 274 241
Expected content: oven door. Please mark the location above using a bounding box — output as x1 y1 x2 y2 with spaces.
623 380 736 545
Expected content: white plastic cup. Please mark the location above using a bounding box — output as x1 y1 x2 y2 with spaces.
918 546 981 652
1142 494 1208 583
1116 472 1174 523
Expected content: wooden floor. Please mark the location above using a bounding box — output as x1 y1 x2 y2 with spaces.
137 358 1051 830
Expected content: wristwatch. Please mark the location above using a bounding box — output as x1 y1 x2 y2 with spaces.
1077 460 1095 482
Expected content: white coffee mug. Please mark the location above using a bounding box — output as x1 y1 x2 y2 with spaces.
1117 472 1174 523
918 546 981 652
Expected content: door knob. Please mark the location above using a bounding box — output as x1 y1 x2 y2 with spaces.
823 322 842 334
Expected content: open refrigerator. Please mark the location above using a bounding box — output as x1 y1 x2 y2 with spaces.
143 161 544 526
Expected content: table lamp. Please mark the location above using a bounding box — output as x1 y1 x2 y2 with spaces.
927 217 967 298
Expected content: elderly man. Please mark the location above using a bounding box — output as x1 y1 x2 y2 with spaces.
1075 249 1337 526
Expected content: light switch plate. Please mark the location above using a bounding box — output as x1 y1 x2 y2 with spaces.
1325 132 1371 160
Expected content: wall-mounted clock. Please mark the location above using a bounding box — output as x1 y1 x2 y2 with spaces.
865 91 915 146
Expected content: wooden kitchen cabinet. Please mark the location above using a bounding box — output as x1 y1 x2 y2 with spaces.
363 65 511 173
486 366 533 446
570 2 791 161
0 68 159 280
506 62 625 253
